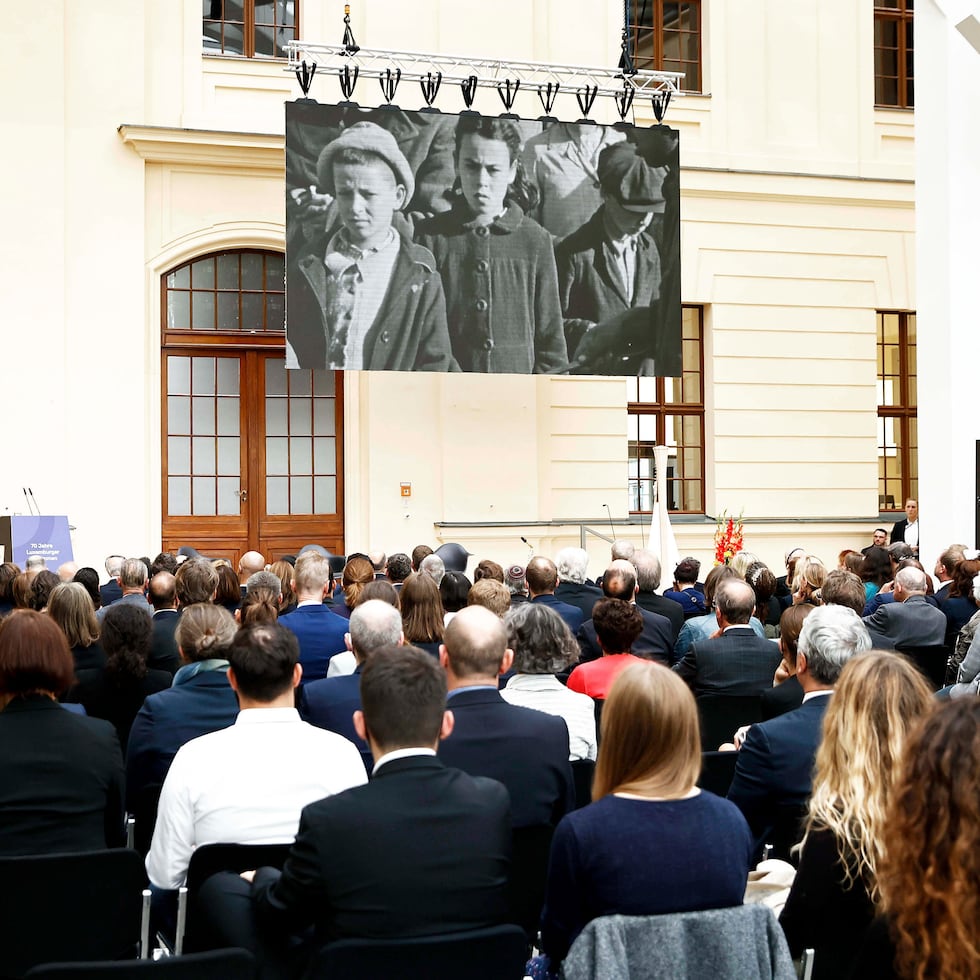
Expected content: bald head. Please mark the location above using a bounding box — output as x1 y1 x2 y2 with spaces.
442 605 510 682
602 559 637 601
715 578 756 626
525 557 558 597
894 566 928 599
149 571 177 611
58 561 79 583
238 551 265 582
348 599 404 662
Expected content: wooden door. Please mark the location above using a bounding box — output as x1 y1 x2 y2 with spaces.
161 348 344 564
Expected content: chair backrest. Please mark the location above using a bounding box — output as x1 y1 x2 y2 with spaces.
765 802 809 866
696 694 763 750
311 924 528 980
507 824 554 941
697 751 739 798
0 849 148 978
130 783 163 857
571 759 596 810
895 644 950 691
184 842 293 897
24 948 256 980
562 905 796 980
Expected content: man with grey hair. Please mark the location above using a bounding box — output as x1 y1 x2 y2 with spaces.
728 604 871 854
863 565 947 649
368 551 387 578
610 540 634 562
300 599 405 771
632 548 683 640
278 553 346 683
554 547 602 622
673 578 780 695
96 557 151 622
58 561 79 583
245 569 282 599
419 553 445 586
100 554 125 606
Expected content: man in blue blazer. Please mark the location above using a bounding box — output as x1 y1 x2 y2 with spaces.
728 604 871 850
527 556 584 632
438 605 574 828
278 552 348 683
300 599 404 772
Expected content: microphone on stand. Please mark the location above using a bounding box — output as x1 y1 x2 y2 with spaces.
520 536 534 559
603 503 616 542
28 487 41 515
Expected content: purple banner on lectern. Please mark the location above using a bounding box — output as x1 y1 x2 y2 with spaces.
0 515 73 568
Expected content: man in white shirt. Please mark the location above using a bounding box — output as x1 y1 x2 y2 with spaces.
146 623 366 890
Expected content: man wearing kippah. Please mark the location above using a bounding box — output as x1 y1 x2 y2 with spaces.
555 140 666 370
287 121 457 372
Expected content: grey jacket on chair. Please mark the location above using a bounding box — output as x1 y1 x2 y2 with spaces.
561 905 796 980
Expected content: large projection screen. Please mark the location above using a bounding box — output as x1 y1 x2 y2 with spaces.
285 101 681 377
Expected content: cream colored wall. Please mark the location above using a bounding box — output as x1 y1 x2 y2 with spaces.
1 0 919 578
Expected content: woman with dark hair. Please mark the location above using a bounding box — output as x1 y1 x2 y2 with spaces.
779 653 934 979
861 547 892 601
359 579 399 608
474 559 504 583
0 610 125 855
850 699 979 980
416 116 567 374
0 562 20 616
439 570 471 623
536 662 752 974
332 556 375 621
759 603 813 720
214 563 241 613
72 566 103 610
746 561 779 632
10 572 33 610
270 559 297 615
30 569 59 611
399 572 444 657
939 557 980 647
501 603 595 761
48 582 105 672
64 604 170 751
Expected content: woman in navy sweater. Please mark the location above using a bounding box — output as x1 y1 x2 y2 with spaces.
539 661 753 969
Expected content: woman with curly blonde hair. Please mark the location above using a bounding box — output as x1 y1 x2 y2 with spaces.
850 698 980 980
779 651 934 979
791 554 827 606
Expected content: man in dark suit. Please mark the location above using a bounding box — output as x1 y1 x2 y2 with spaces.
300 599 405 772
438 605 574 829
632 549 684 640
890 498 919 555
554 547 603 623
674 579 781 695
863 566 947 649
148 571 180 674
728 605 871 849
576 559 674 666
195 646 511 974
278 552 348 683
99 555 124 608
527 556 584 632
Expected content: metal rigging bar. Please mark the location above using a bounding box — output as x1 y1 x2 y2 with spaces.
283 41 684 103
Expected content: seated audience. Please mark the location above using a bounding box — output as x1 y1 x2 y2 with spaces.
860 546 892 602
473 558 505 584
48 581 105 672
399 572 445 657
791 555 827 606
501 603 597 761
125 604 239 811
631 549 684 640
30 569 60 611
528 556 584 632
746 561 779 632
419 553 446 586
146 623 366 889
505 563 529 605
759 603 814 721
237 587 279 626
467 578 511 617
440 570 471 625
147 572 180 674
0 561 20 616
175 557 219 606
214 563 242 614
333 555 375 620
385 552 412 588
663 556 708 619
438 605 574 828
537 662 752 973
728 605 870 853
64 603 171 751
195 646 511 975
568 598 645 700
0 610 125 856
863 566 947 649
938 556 980 647
96 558 151 622
851 699 979 980
947 568 980 680
270 559 297 615
10 571 33 610
779 652 934 979
820 568 867 617
72 566 103 610
411 544 433 571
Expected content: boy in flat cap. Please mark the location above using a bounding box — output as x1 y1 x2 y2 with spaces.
554 140 667 370
287 121 457 372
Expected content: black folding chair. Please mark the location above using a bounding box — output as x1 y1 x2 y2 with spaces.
0 849 150 978
177 842 293 953
507 825 554 943
571 759 596 810
895 644 951 691
696 694 763 750
697 751 739 798
310 924 529 980
129 784 164 858
764 802 809 865
24 949 255 980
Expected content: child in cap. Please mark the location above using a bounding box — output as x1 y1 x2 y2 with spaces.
288 120 457 372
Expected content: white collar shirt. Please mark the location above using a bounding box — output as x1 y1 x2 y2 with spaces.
500 673 597 761
146 707 367 889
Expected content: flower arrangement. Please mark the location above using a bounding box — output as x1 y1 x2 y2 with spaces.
714 510 745 565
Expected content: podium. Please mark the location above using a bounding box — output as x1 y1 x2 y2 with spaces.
0 516 73 568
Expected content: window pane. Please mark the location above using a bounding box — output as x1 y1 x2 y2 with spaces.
313 399 335 435
217 397 240 436
267 252 285 285
265 357 287 396
242 253 264 290
167 266 190 289
217 437 239 475
217 252 239 289
191 358 215 395
267 293 285 331
266 476 289 515
168 356 191 395
291 477 313 514
242 292 263 330
168 396 191 435
169 477 191 515
192 476 217 516
266 437 289 475
192 436 216 475
313 371 335 397
217 292 240 330
192 257 215 289
266 398 288 436
289 371 312 397
313 437 336 474
290 399 312 436
192 396 215 435
168 437 191 474
290 437 313 475
216 358 239 396
217 477 241 516
168 292 190 330
315 476 337 514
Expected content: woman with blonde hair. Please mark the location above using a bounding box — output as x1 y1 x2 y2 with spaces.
398 572 444 657
332 556 374 620
779 651 934 979
47 582 104 672
270 559 297 615
792 554 827 605
538 662 752 971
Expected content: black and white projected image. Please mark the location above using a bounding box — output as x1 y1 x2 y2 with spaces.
285 101 681 378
